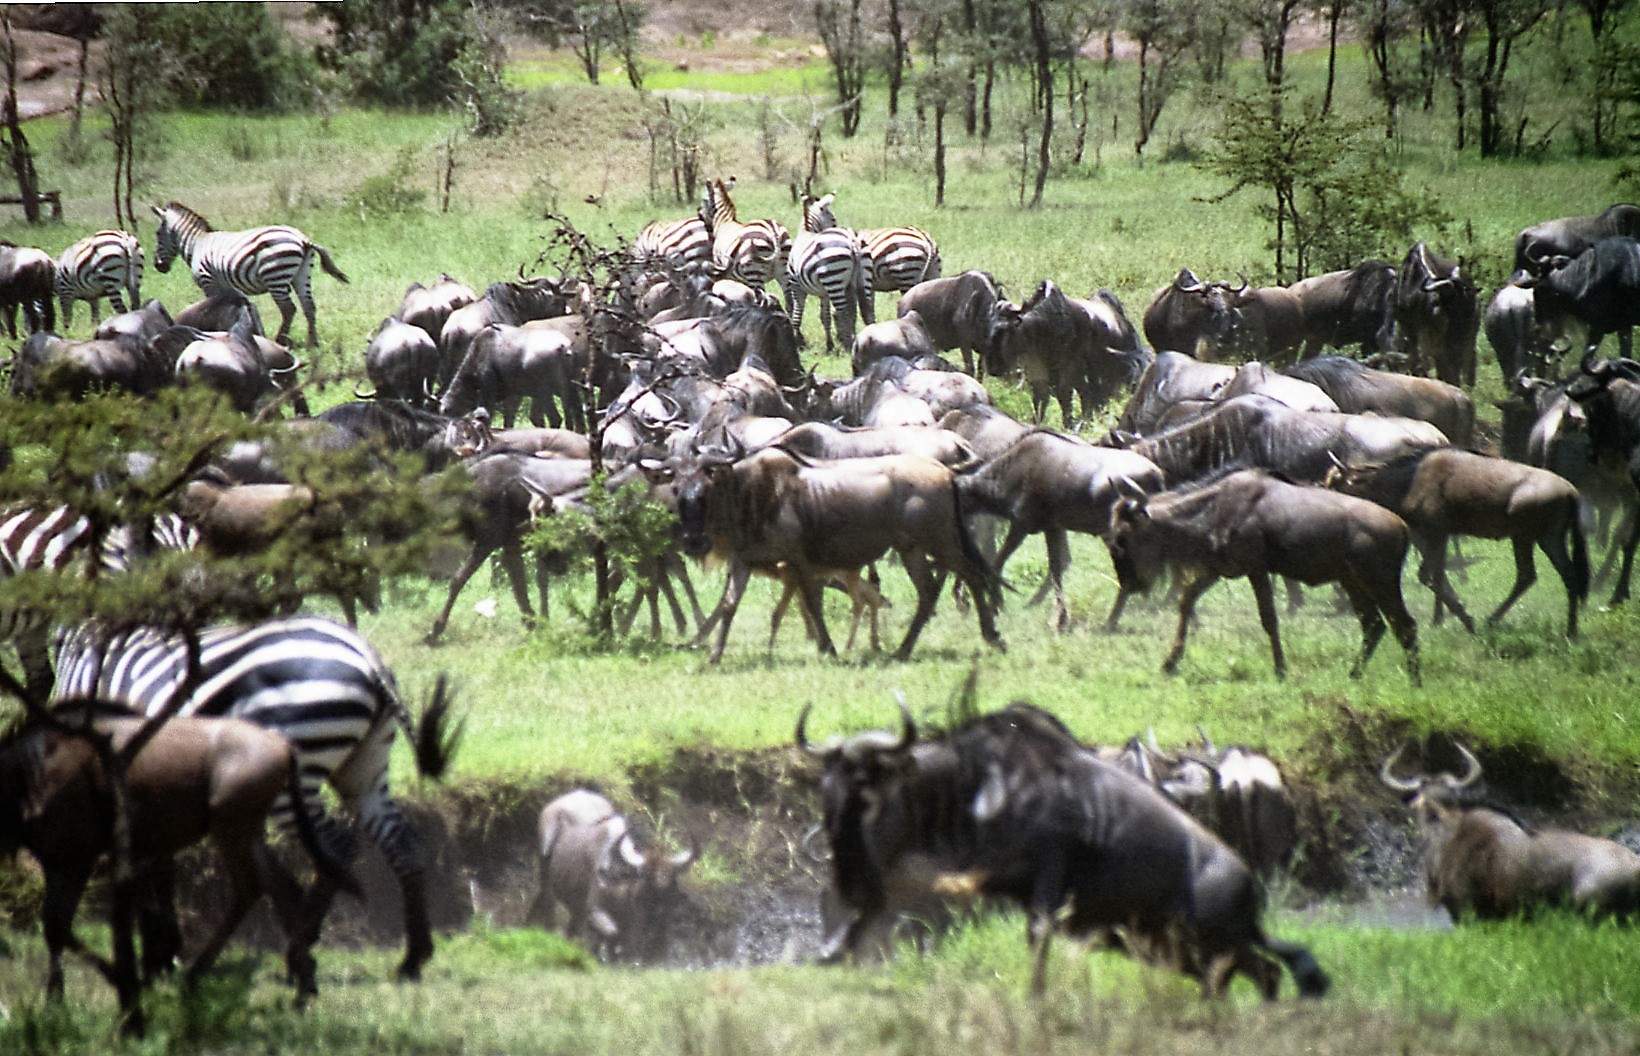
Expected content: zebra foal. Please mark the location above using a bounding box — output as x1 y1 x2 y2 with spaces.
151 202 349 348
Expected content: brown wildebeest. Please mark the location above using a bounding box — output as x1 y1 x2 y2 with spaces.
0 703 360 1002
1104 469 1420 682
1381 743 1640 922
1326 448 1589 637
528 789 698 961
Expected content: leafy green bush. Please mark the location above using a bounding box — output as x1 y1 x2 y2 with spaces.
346 147 428 220
143 3 316 112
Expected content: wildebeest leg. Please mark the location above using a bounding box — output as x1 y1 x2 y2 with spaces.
1162 574 1219 674
793 569 840 658
251 841 321 1000
184 826 269 993
42 859 104 1000
1042 529 1072 632
1104 586 1134 632
1419 534 1476 633
135 865 181 980
894 552 945 661
1610 462 1640 605
427 543 496 644
1248 572 1286 678
497 540 541 628
706 560 752 663
1487 536 1538 629
1537 515 1588 638
1345 573 1419 683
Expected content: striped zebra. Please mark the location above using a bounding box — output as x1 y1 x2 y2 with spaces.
782 193 871 353
54 229 143 327
151 202 350 348
701 177 789 291
0 505 197 698
633 214 712 275
51 616 460 981
858 225 942 300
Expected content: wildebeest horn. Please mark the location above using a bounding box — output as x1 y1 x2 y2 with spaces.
795 703 825 756
354 381 379 399
1448 743 1482 790
1581 345 1610 379
617 830 647 869
890 691 917 752
1233 272 1250 295
1378 744 1423 793
668 833 700 869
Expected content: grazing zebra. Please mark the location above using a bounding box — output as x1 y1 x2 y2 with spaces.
782 193 871 354
51 616 460 982
701 177 789 291
54 229 143 328
151 202 350 348
858 225 942 303
0 505 196 698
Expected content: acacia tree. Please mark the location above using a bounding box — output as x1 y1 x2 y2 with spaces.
98 6 169 229
1126 0 1196 157
811 0 868 136
0 12 42 223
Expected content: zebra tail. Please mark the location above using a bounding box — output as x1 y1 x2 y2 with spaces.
285 753 364 898
313 244 351 285
413 673 464 780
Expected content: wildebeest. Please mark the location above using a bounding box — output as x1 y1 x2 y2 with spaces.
1485 284 1559 411
173 289 265 336
938 404 1035 460
436 278 571 392
1281 356 1475 448
0 241 57 337
797 699 1330 998
9 332 172 401
528 788 698 961
0 703 359 1001
1326 449 1588 637
1394 242 1479 386
1564 351 1640 604
156 320 294 414
955 430 1164 630
1381 743 1640 922
1286 260 1397 359
1143 269 1235 358
1118 393 1450 486
1218 361 1338 413
1521 236 1640 358
896 270 1004 376
398 274 478 345
989 280 1146 427
359 317 440 408
1115 351 1237 435
1218 277 1306 365
440 321 584 430
1105 469 1420 681
773 421 976 467
1513 203 1640 279
93 300 173 347
851 308 938 375
670 446 1004 662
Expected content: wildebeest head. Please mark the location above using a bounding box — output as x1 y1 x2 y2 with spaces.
1103 477 1166 594
1378 741 1483 835
591 826 699 959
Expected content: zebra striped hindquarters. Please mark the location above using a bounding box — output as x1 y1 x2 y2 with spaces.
52 615 461 981
151 202 349 349
702 177 789 290
55 229 143 328
634 215 712 275
859 226 942 299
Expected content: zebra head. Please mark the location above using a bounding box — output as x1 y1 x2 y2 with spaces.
151 202 210 274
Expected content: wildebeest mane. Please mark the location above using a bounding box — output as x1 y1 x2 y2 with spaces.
317 399 451 449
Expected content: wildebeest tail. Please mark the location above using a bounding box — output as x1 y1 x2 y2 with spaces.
951 477 1004 609
1567 498 1590 603
286 753 364 898
1263 937 1330 998
414 674 465 780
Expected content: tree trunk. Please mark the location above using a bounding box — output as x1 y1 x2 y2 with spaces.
886 0 906 117
935 97 947 206
1027 0 1052 208
1322 0 1343 114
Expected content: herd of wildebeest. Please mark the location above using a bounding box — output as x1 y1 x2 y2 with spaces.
2 189 1640 1011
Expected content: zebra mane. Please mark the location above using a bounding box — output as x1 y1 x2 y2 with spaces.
157 201 213 232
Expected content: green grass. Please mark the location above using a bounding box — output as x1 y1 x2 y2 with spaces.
1 23 1639 1054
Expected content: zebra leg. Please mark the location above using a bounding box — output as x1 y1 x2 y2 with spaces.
270 287 300 347
351 787 436 981
110 293 129 315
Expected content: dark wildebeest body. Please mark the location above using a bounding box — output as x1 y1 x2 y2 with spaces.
156 321 288 414
1286 261 1397 359
398 274 478 346
774 421 976 467
852 309 938 375
174 290 264 335
938 405 1035 461
0 705 358 1001
1525 237 1640 358
441 321 584 430
93 300 172 347
956 431 1164 630
1220 279 1306 365
528 788 697 961
362 317 440 408
1143 270 1236 359
9 332 173 400
436 278 569 392
989 280 1147 427
1282 356 1475 447
426 452 593 643
1217 362 1338 413
1328 449 1588 637
1485 285 1559 391
1394 243 1480 386
1116 351 1237 435
1565 352 1640 604
1105 469 1419 681
1513 204 1640 278
797 701 1330 998
1122 393 1450 486
896 270 1004 376
0 242 57 337
672 447 1004 662
1382 744 1640 922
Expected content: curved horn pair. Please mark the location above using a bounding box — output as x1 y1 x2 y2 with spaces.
1379 742 1482 793
795 699 917 757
